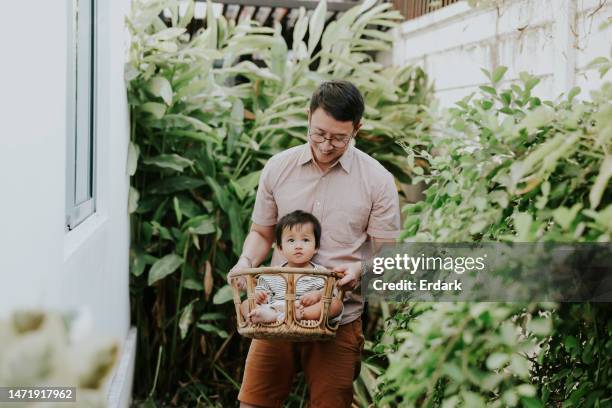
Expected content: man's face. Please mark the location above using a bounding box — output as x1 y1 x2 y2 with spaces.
279 223 317 267
307 108 360 169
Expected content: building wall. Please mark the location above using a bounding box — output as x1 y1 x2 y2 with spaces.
391 0 612 107
0 0 133 404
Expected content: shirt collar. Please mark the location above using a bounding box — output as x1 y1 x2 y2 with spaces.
298 143 354 174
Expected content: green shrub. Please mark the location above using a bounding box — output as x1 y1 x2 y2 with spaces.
379 61 611 407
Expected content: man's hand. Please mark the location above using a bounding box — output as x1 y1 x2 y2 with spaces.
334 261 362 291
300 290 322 306
254 290 268 304
228 256 252 291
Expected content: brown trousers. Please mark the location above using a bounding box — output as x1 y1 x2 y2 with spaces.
238 319 364 408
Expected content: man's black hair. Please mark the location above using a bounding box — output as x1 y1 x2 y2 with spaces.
275 210 322 249
309 80 364 126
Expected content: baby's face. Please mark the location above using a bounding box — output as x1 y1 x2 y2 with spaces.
279 223 317 266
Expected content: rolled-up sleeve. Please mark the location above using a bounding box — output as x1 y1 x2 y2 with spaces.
366 172 400 240
251 160 278 226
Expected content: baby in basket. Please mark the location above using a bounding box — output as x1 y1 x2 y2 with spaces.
239 210 344 324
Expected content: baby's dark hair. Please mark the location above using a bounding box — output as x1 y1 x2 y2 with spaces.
275 210 322 249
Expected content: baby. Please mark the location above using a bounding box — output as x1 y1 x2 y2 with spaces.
239 210 343 324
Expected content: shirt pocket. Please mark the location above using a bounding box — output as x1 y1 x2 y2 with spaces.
325 204 370 246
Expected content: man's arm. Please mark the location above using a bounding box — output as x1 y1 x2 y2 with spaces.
240 222 276 267
335 236 396 290
229 222 275 287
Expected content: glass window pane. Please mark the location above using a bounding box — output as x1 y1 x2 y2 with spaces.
75 0 94 205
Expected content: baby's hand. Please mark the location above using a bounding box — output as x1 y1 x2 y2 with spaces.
254 290 268 304
300 291 322 306
231 276 247 291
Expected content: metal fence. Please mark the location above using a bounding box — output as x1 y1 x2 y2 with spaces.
391 0 461 20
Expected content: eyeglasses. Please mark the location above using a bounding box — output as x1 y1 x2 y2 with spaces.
308 126 354 148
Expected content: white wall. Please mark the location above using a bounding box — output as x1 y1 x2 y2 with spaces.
0 0 133 402
391 0 612 107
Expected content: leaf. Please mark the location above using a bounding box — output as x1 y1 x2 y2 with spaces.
469 220 488 235
486 353 509 370
308 0 327 56
587 56 609 67
501 92 512 106
479 85 497 96
520 397 544 408
178 1 194 28
150 27 186 42
127 142 140 176
140 102 166 119
502 390 519 407
222 61 281 82
490 190 509 208
197 323 228 338
516 384 536 397
520 106 555 133
199 312 226 321
358 0 378 14
213 284 233 304
292 8 308 50
146 76 173 105
179 303 193 340
167 130 220 145
205 0 218 49
513 212 532 241
206 176 230 212
173 197 182 224
567 86 581 102
130 249 152 277
564 335 579 351
162 114 214 133
184 215 216 235
143 154 194 172
128 186 140 214
492 66 508 84
204 261 213 301
183 279 203 291
480 68 491 80
442 363 463 382
589 156 612 209
461 391 486 408
235 171 261 197
527 317 552 336
473 197 487 211
228 201 245 256
509 354 530 379
148 176 206 195
552 204 582 230
148 254 184 286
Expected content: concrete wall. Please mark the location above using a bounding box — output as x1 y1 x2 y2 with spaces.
0 0 133 405
391 0 612 107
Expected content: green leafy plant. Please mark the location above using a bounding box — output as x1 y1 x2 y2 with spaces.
378 63 611 407
126 0 432 405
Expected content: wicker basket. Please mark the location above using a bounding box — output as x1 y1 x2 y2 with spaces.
227 267 344 341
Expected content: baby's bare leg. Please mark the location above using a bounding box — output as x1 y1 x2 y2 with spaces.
299 302 322 320
299 298 343 321
240 299 251 321
249 304 282 324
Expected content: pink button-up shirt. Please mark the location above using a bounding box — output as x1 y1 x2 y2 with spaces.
252 143 400 324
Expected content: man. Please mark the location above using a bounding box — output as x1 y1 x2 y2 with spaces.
232 80 400 408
